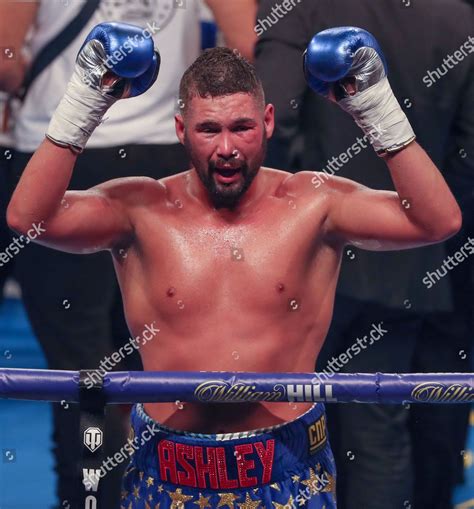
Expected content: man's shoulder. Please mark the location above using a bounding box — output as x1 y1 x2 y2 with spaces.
157 170 191 187
96 175 170 206
272 169 356 198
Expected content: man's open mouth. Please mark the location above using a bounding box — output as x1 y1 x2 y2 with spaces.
214 167 241 183
216 168 240 177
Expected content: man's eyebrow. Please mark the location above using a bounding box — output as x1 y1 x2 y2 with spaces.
232 117 257 125
195 120 221 129
195 118 257 129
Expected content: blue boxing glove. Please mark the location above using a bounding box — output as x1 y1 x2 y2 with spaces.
47 22 160 153
304 27 415 156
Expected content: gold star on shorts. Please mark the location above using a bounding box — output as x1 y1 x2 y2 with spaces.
133 486 140 499
301 468 321 495
217 492 239 507
193 493 211 508
146 476 154 487
168 487 194 507
237 492 261 509
321 472 336 494
270 483 281 491
291 474 300 483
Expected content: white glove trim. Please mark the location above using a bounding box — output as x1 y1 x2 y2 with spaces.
339 77 416 155
46 41 117 152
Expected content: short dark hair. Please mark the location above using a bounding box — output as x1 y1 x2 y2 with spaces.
178 47 265 114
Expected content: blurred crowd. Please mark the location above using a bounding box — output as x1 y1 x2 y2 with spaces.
0 1 472 508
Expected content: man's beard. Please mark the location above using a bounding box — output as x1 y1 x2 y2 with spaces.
184 134 267 210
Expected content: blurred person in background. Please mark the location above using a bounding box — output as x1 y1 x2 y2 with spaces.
0 0 256 507
0 4 32 304
0 91 15 304
255 0 473 508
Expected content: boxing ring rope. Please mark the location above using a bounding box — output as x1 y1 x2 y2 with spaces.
1 368 473 404
2 368 472 507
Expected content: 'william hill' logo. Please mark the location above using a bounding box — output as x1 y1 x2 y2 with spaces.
412 382 474 403
194 380 337 402
286 384 336 402
195 381 284 402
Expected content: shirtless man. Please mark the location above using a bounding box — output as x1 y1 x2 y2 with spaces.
7 23 461 509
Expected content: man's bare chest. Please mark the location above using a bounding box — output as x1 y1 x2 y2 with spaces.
118 200 328 318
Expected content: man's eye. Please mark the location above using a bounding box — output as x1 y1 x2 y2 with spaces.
234 126 250 132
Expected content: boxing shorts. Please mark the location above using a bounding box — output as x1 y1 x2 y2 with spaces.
121 403 336 508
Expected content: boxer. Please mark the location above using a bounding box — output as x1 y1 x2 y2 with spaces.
7 22 461 508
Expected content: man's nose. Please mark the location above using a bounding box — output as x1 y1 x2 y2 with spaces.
216 132 236 160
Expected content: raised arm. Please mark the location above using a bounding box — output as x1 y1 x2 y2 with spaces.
7 139 139 254
7 22 161 253
304 27 461 250
323 143 461 250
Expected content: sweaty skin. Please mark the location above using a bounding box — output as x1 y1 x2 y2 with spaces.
7 93 461 433
114 166 338 431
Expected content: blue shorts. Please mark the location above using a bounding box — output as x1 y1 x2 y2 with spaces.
121 403 337 508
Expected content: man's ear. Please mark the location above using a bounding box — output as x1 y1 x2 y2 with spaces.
264 103 275 139
175 114 185 145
